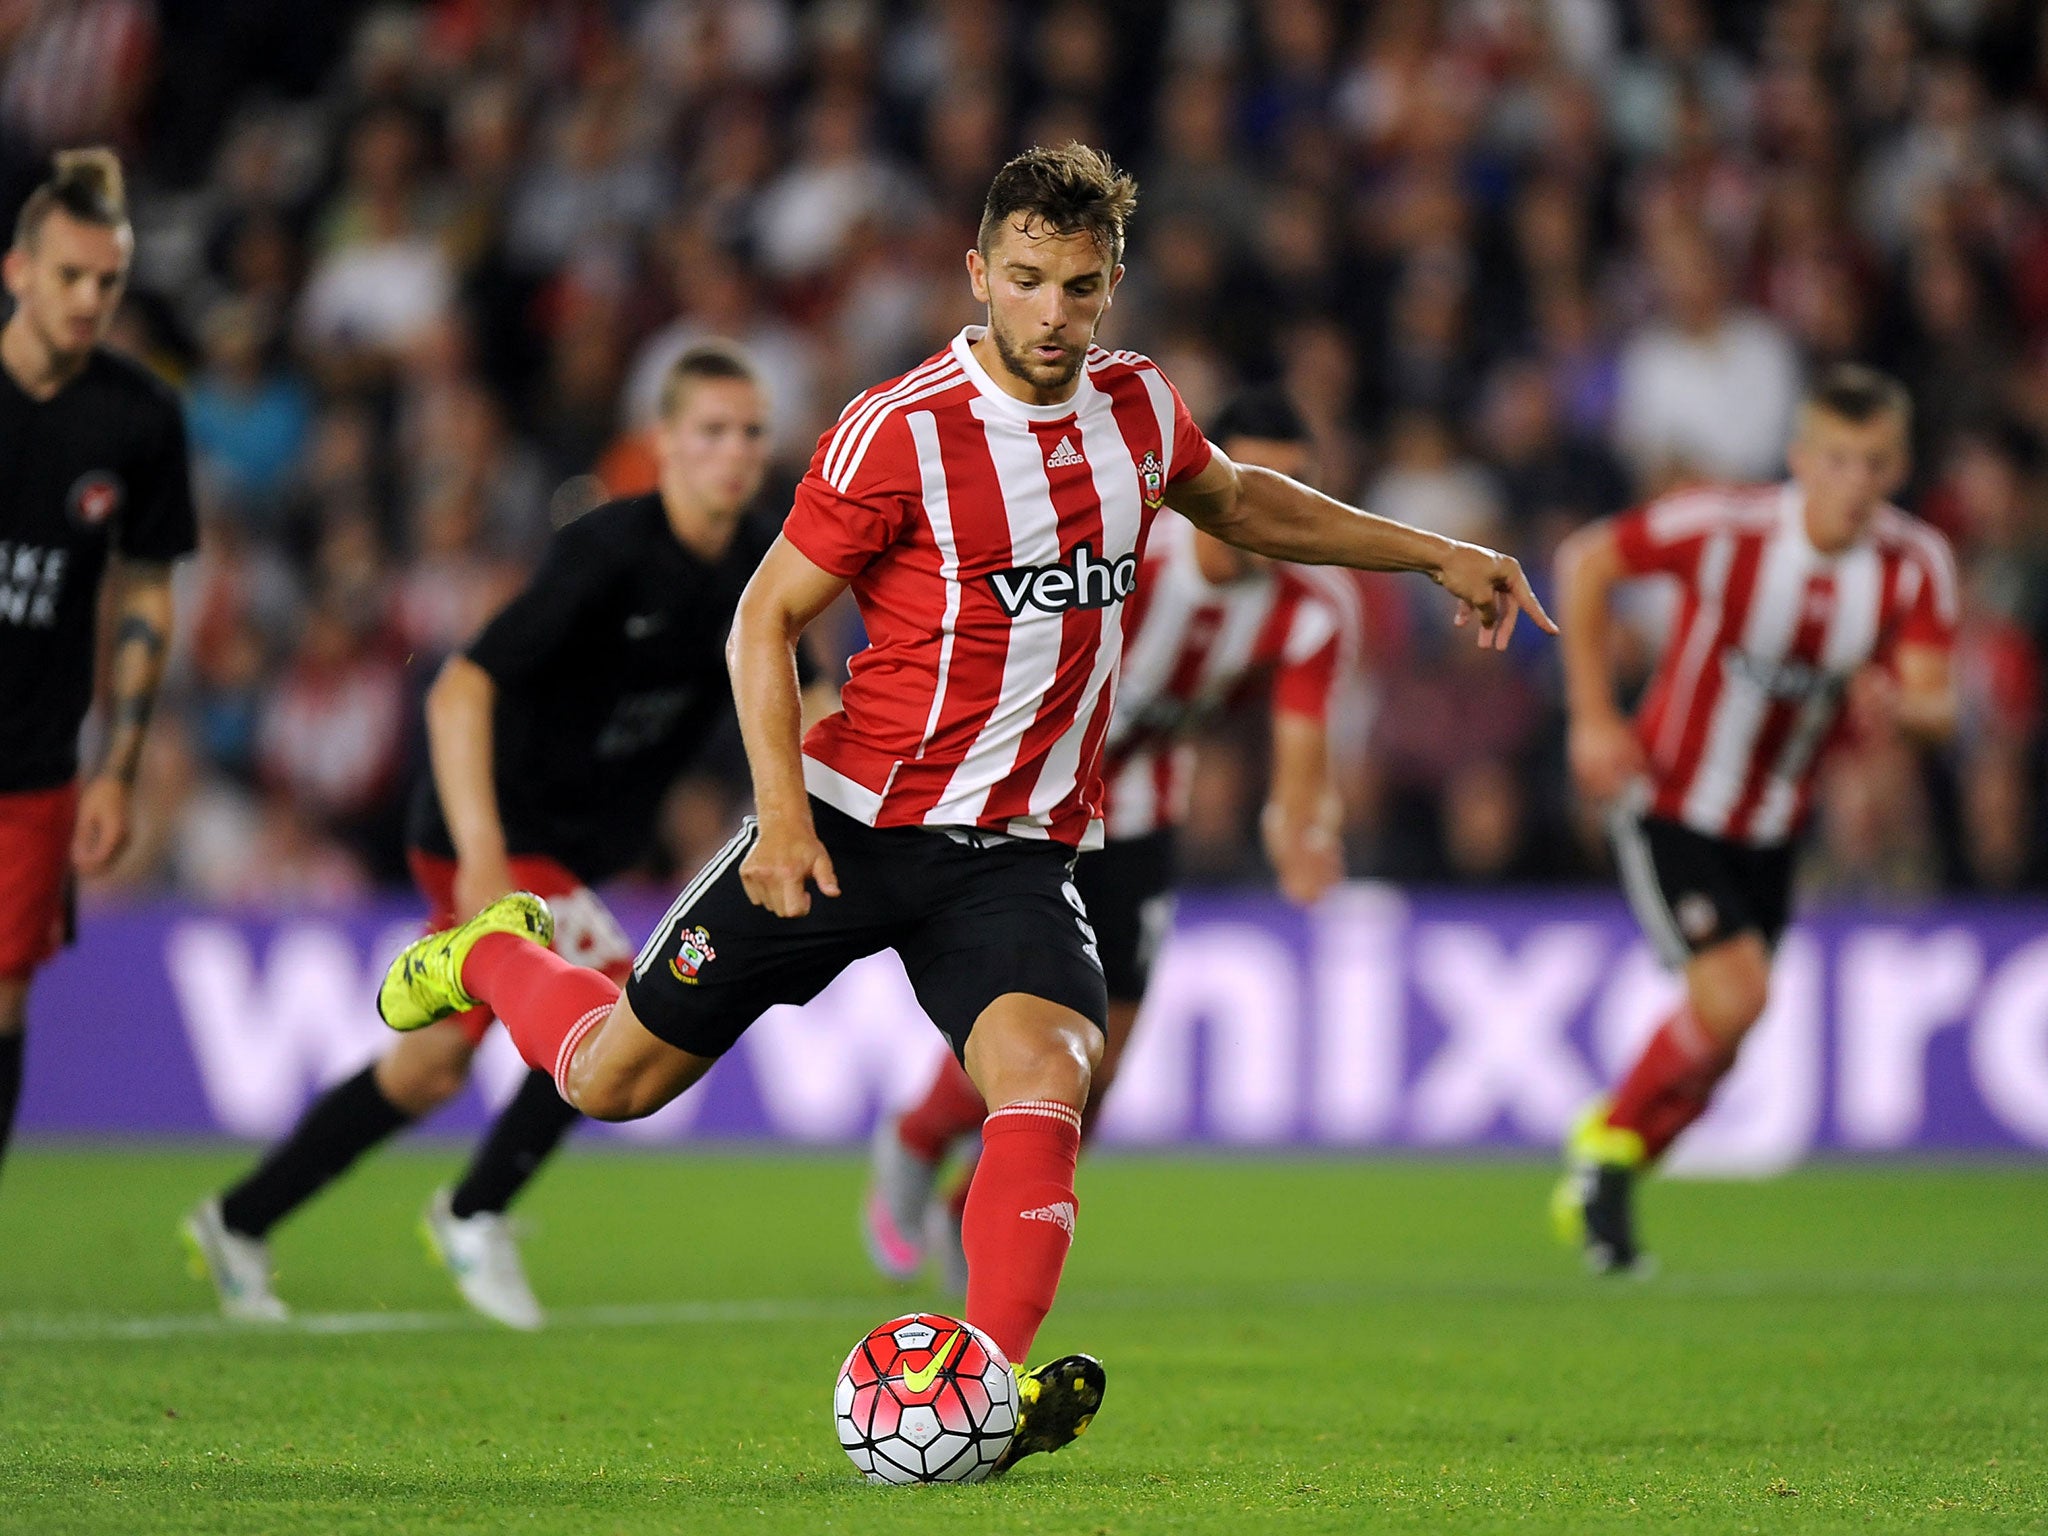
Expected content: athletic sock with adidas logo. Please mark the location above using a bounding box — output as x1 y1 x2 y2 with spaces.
962 1098 1083 1365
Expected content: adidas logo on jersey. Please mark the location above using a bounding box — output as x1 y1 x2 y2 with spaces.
987 543 1139 617
1045 435 1085 468
1019 1200 1076 1234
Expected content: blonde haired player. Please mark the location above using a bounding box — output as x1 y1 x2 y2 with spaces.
1553 365 1957 1272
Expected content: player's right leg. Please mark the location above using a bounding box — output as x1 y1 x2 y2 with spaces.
385 812 894 1122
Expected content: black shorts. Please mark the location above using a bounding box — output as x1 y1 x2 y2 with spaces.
625 796 1108 1060
1073 830 1177 1004
1608 806 1795 968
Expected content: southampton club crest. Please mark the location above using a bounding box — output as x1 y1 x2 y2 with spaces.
668 924 716 983
1138 449 1165 510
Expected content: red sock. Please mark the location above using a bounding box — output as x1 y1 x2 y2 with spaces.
963 1100 1081 1366
462 933 619 1087
1605 1007 1737 1162
896 1053 988 1162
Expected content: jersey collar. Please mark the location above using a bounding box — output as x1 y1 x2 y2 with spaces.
951 325 1098 423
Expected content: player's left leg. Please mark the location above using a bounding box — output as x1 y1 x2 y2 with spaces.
958 993 1107 1473
897 839 1115 1471
908 992 1140 1292
897 830 1171 1287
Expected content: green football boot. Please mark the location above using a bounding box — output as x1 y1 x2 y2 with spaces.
376 892 554 1033
1551 1099 1650 1275
992 1353 1105 1474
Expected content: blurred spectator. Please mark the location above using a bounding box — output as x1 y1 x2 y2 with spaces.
185 300 313 531
255 592 410 875
1478 357 1631 540
753 85 919 283
297 107 453 369
0 0 156 165
1363 411 1504 548
620 233 818 461
1614 223 1800 487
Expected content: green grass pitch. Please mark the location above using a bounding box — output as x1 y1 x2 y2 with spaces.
0 1146 2041 1534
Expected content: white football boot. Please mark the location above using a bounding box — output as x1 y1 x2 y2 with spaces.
421 1188 544 1331
182 1198 289 1322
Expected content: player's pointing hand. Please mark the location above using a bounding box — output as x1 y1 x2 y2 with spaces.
1434 542 1558 651
741 818 842 918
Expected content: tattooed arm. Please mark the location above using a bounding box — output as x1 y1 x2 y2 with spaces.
73 561 174 875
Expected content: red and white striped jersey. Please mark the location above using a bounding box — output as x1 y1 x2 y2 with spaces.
784 327 1213 848
1101 515 1354 840
1619 481 1959 845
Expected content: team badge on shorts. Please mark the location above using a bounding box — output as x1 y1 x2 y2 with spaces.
668 924 717 983
1675 892 1720 944
1138 450 1165 510
67 470 124 528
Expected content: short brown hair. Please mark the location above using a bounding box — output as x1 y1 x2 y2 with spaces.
658 340 760 418
1804 363 1912 430
978 142 1138 266
13 146 128 250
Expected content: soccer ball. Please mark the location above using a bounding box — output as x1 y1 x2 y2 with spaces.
834 1312 1019 1484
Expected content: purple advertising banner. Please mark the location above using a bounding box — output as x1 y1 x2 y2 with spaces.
18 886 2048 1168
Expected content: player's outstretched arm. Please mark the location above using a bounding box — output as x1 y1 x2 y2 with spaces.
1553 518 1645 804
73 561 174 875
729 537 852 917
1164 448 1556 650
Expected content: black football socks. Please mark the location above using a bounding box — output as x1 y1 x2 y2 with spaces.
448 1068 581 1219
219 1064 411 1238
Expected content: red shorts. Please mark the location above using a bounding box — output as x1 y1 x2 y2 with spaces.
405 849 637 1044
0 781 79 981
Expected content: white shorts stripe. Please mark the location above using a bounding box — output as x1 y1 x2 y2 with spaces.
632 818 759 979
1608 794 1690 970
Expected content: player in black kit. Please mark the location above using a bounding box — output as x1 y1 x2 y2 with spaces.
187 344 828 1326
0 149 196 1188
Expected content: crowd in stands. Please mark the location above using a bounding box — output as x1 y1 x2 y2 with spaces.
6 0 2048 902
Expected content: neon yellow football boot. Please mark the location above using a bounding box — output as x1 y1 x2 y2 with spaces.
376 892 554 1033
1551 1099 1650 1274
992 1353 1105 1474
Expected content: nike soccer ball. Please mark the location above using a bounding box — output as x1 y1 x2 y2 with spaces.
834 1312 1019 1484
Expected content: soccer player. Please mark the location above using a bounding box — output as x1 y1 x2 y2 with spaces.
186 344 824 1327
0 149 195 1187
373 144 1550 1468
1552 365 1957 1273
863 387 1352 1288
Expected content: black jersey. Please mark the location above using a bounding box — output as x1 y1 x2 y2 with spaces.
0 347 198 793
407 494 807 882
